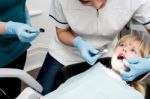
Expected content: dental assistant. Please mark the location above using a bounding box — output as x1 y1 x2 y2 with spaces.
37 0 150 94
0 0 39 98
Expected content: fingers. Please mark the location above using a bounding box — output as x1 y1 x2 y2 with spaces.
123 59 129 66
83 47 100 65
120 70 134 81
18 27 39 42
23 33 38 42
127 57 141 64
25 26 39 33
86 55 100 65
89 46 99 55
82 51 100 65
123 58 142 70
87 48 100 65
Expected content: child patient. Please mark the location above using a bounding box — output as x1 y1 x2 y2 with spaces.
41 34 149 99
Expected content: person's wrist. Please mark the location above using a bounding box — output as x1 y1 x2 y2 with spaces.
146 54 150 58
147 55 150 72
73 36 84 48
0 22 7 34
5 21 16 34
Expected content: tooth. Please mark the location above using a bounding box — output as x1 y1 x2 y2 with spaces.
123 59 129 65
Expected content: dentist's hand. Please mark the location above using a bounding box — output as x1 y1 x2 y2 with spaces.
73 36 100 65
5 21 39 42
120 55 150 81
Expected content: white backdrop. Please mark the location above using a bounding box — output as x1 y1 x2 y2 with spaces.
24 0 55 71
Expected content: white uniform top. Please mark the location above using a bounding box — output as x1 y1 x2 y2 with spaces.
43 62 144 99
49 0 150 65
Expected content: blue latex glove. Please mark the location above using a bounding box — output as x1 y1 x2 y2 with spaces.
120 55 150 81
5 21 39 42
73 36 100 65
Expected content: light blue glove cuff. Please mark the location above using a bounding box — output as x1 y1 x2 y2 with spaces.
73 36 84 48
146 54 150 72
5 21 16 34
146 54 150 58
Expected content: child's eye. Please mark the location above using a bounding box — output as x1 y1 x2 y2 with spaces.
131 49 136 53
119 43 125 46
79 0 90 4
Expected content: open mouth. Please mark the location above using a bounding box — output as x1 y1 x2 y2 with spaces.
117 54 130 72
117 54 125 60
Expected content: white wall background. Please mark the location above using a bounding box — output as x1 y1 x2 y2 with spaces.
24 0 55 71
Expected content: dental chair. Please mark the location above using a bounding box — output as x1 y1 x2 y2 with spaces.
0 57 149 99
54 57 150 99
145 79 150 99
0 57 111 99
54 57 111 89
0 68 42 99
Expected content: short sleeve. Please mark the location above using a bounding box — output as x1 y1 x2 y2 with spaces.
49 0 69 28
133 0 150 29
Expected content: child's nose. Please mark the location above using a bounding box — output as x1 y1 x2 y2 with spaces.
122 47 128 52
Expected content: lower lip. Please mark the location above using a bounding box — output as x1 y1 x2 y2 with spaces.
118 59 130 72
117 59 126 69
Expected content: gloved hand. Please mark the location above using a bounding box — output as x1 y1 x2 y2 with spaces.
5 21 39 42
120 55 150 81
73 36 100 65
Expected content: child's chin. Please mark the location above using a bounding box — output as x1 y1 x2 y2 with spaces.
113 65 124 72
112 68 120 74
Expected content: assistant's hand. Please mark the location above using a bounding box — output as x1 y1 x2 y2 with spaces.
120 55 150 81
73 36 100 65
5 21 39 42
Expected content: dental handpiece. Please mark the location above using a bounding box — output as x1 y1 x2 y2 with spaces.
39 28 45 32
123 59 130 72
98 49 108 55
90 48 108 57
26 28 45 33
123 59 129 65
97 49 108 57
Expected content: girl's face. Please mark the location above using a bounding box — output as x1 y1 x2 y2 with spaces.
79 0 107 9
111 41 142 74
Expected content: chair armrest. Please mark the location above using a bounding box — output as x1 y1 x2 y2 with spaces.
16 87 42 99
0 68 43 92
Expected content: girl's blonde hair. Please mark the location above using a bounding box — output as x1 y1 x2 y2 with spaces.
116 35 150 57
117 34 150 95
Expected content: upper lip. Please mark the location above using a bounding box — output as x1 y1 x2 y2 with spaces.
117 53 126 60
117 53 130 72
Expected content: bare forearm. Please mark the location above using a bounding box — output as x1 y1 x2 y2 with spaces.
0 22 6 34
56 27 75 46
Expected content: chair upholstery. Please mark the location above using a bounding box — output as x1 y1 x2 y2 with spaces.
16 87 42 99
145 80 150 99
54 57 150 99
54 57 111 90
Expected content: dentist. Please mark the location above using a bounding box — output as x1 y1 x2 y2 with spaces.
0 0 39 98
37 0 150 94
